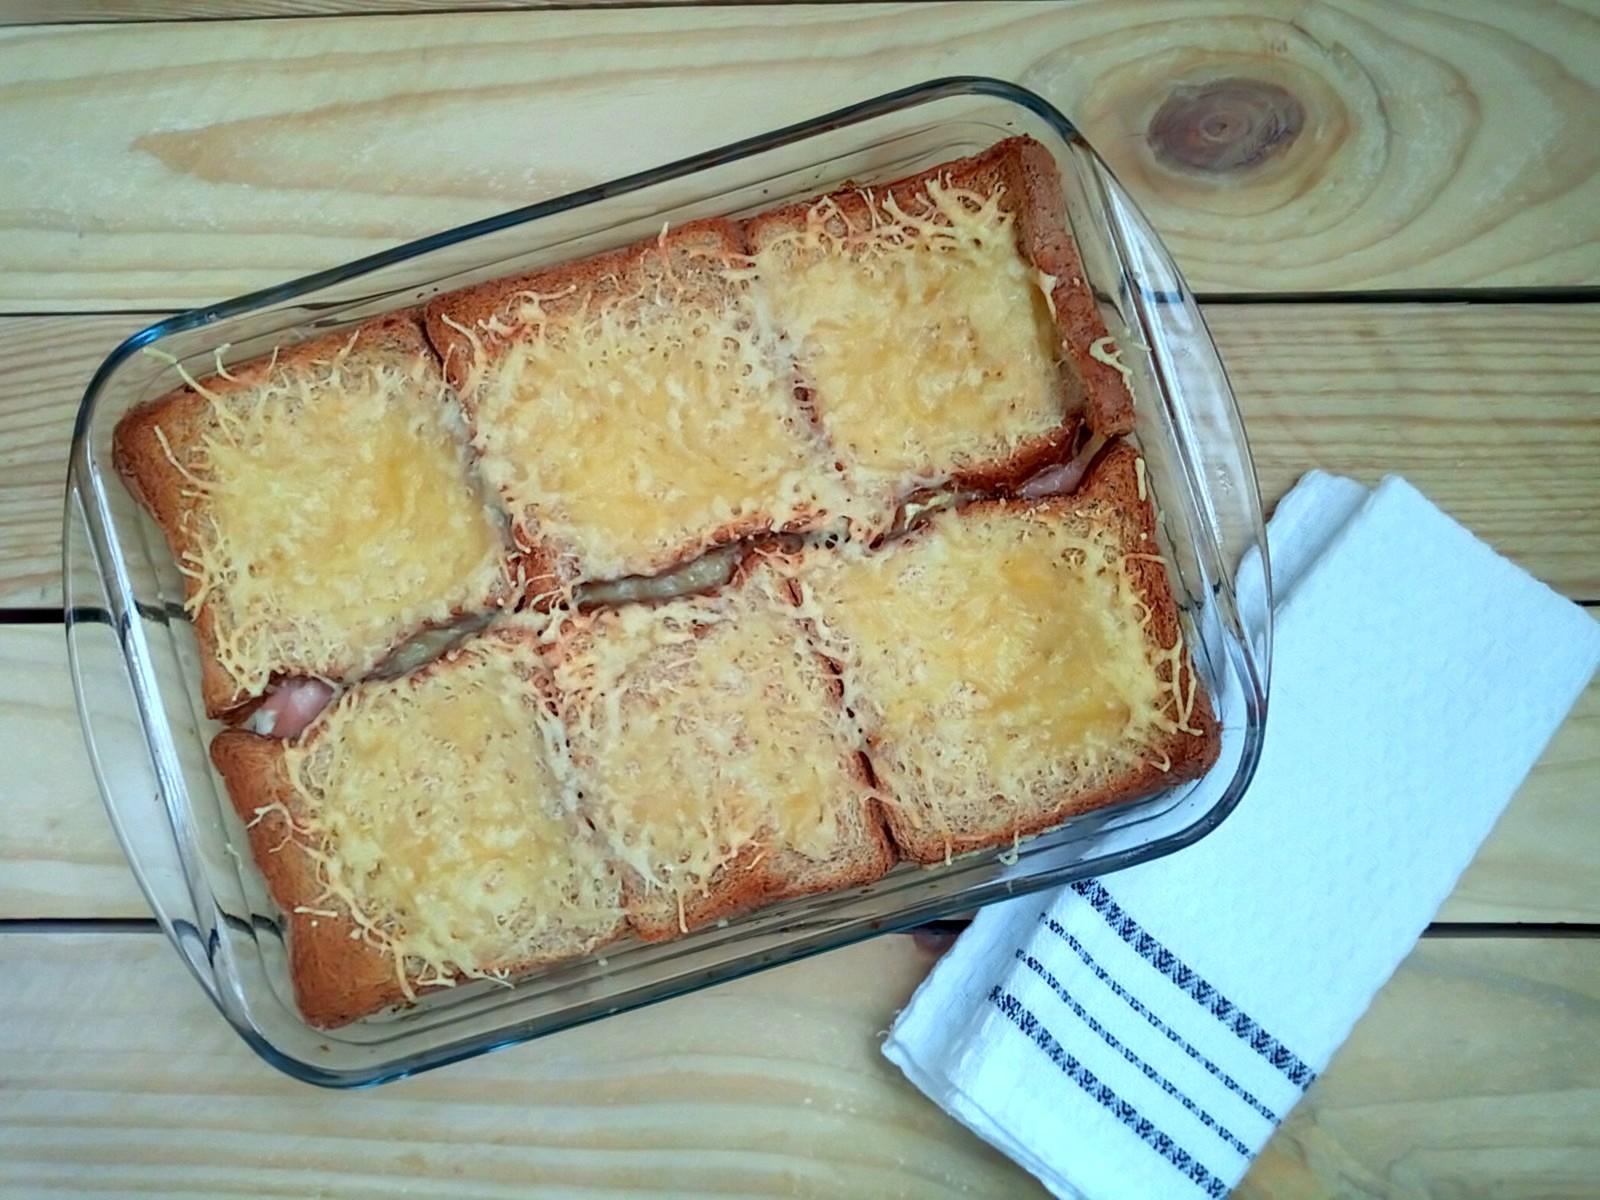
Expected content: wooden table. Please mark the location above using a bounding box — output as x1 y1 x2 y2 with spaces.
2 3 1597 1195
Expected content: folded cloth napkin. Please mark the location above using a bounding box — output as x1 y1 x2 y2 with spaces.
883 471 1600 1199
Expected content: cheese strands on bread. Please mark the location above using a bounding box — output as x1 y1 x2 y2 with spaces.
114 314 516 718
550 568 894 939
746 136 1136 520
211 622 625 1028
792 443 1219 863
426 221 858 596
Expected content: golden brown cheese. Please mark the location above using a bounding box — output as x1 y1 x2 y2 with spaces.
554 589 869 898
160 348 509 697
752 180 1064 495
798 505 1195 823
276 635 620 993
458 264 853 583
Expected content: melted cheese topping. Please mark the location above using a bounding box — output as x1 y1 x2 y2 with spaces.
455 242 854 585
162 343 509 699
1090 336 1134 387
554 586 866 901
799 505 1197 844
279 634 620 994
752 179 1064 494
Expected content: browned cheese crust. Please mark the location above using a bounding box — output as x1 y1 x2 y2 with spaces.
806 440 1219 865
210 625 628 1028
743 134 1136 498
423 219 845 593
113 312 511 718
546 563 895 943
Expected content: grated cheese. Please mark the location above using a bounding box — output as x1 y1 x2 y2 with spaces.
797 504 1197 855
151 341 510 701
552 579 870 902
451 237 857 585
752 178 1065 500
281 631 621 996
1089 336 1134 387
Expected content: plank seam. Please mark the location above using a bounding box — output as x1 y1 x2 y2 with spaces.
2 291 1596 324
3 1 838 31
0 918 1596 937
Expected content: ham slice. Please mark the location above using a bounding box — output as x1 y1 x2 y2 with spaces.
249 678 334 739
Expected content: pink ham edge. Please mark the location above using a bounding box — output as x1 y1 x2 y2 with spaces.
253 678 335 739
1017 431 1108 500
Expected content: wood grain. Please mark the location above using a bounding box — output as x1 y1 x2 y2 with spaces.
0 0 1595 309
4 0 772 23
1239 936 1600 1198
9 303 1596 607
1210 303 1600 601
0 624 149 919
0 931 1593 1197
5 619 1596 924
0 315 148 609
0 932 1041 1198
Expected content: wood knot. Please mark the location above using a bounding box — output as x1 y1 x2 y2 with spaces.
1147 79 1305 174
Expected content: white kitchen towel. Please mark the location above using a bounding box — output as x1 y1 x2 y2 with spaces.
883 472 1600 1200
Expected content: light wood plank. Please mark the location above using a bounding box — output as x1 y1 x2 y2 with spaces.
0 624 150 919
10 303 1598 608
0 314 147 608
1210 303 1600 601
5 0 775 23
1240 937 1600 1198
0 932 1041 1198
1 932 1593 1197
5 620 1596 924
1 0 1596 309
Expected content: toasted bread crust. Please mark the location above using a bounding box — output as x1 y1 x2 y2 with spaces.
211 728 408 1028
113 312 511 718
1000 136 1137 439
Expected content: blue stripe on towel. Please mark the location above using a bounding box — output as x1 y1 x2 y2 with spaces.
1071 881 1318 1090
1040 913 1283 1124
1015 948 1254 1159
989 986 1229 1198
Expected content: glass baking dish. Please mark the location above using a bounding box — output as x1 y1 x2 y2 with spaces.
64 77 1271 1087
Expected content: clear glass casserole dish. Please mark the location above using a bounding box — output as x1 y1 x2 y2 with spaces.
64 77 1271 1087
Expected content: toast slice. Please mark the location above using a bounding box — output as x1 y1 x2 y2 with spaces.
114 313 516 719
793 442 1219 864
549 566 894 939
746 135 1135 516
211 622 625 1028
424 220 855 596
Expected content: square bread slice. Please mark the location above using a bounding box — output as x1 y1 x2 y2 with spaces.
114 313 516 719
210 623 625 1029
745 135 1136 515
549 565 894 940
424 220 855 597
792 442 1220 864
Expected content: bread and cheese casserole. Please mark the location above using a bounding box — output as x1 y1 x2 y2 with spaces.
116 137 1220 1027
